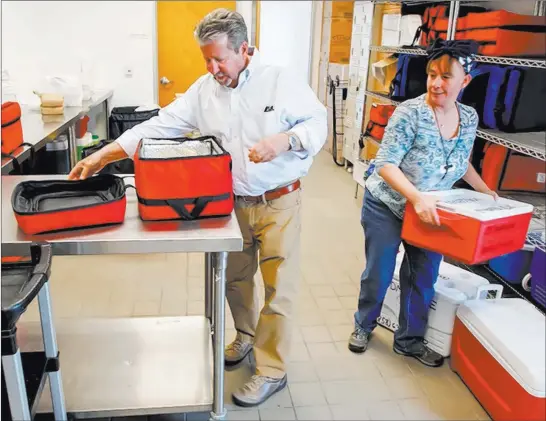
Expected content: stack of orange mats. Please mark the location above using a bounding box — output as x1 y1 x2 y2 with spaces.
12 175 128 234
134 136 234 221
431 9 546 57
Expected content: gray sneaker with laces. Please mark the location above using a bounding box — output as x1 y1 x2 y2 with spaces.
225 333 253 366
348 326 371 353
232 374 287 407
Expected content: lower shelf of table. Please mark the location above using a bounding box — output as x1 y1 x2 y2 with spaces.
17 316 214 419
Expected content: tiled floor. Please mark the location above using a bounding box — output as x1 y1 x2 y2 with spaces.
19 151 490 420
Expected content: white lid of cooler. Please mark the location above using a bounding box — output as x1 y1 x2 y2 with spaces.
457 298 546 397
423 189 534 221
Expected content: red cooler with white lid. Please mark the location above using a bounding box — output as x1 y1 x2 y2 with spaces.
451 298 545 421
402 189 534 264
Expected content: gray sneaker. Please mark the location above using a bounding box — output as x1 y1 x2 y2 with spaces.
232 374 287 407
348 326 370 353
225 333 253 366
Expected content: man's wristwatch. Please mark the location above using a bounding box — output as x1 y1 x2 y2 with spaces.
286 132 303 151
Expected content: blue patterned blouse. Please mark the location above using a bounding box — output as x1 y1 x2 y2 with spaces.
366 94 479 219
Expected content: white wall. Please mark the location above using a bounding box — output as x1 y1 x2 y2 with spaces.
1 0 316 109
1 1 157 108
310 1 324 95
258 1 313 84
236 1 254 44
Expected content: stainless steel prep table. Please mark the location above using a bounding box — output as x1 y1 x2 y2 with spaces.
2 90 113 174
1 175 243 420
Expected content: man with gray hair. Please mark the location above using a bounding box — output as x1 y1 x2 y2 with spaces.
69 8 327 407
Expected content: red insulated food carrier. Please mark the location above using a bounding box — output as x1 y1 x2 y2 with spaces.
451 298 545 421
134 136 234 221
402 189 533 265
11 175 128 235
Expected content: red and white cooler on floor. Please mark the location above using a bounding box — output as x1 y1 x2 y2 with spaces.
378 252 503 357
402 189 534 265
451 298 545 421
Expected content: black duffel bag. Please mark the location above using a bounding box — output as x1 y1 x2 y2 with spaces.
109 106 159 140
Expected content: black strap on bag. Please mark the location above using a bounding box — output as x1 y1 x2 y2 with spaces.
137 193 231 220
359 121 388 149
2 143 36 174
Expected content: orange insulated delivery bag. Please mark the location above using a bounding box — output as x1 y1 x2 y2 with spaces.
134 136 234 221
11 175 128 235
1 102 24 156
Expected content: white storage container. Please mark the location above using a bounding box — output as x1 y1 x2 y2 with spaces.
352 159 368 188
378 253 503 357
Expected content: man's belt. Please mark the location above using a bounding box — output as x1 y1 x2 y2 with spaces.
236 180 301 203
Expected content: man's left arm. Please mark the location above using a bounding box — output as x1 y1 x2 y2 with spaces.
278 70 328 158
248 70 328 163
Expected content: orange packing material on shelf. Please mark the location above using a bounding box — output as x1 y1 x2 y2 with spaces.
365 103 396 141
420 4 449 46
431 10 546 57
362 103 396 143
1 102 24 155
461 9 546 30
481 143 546 194
456 29 546 57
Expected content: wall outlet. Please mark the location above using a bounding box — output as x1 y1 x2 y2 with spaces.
124 66 134 78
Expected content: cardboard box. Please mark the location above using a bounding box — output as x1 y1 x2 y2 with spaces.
330 17 353 64
364 137 381 161
330 49 351 64
381 14 401 46
328 63 350 81
372 55 398 94
353 158 368 188
332 1 354 19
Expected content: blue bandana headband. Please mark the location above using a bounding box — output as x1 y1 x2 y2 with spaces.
427 39 479 74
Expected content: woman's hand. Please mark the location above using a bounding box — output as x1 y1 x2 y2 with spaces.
483 189 499 201
412 194 441 226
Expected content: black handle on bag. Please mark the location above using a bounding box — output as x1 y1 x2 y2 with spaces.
165 197 211 220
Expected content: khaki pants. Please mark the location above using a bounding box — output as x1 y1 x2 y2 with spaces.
226 188 301 379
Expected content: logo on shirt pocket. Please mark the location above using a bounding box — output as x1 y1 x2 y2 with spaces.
264 105 275 112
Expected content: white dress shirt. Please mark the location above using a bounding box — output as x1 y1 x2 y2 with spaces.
116 50 328 196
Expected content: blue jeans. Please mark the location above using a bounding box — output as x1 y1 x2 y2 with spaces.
354 189 443 352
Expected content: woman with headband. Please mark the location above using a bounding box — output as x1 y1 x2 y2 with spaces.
348 39 498 368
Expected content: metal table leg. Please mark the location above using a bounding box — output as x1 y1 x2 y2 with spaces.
205 253 213 324
2 350 31 420
105 98 110 140
67 124 78 169
38 283 67 420
210 251 227 421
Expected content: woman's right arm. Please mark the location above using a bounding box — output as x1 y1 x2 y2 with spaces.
374 107 441 225
378 164 440 225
